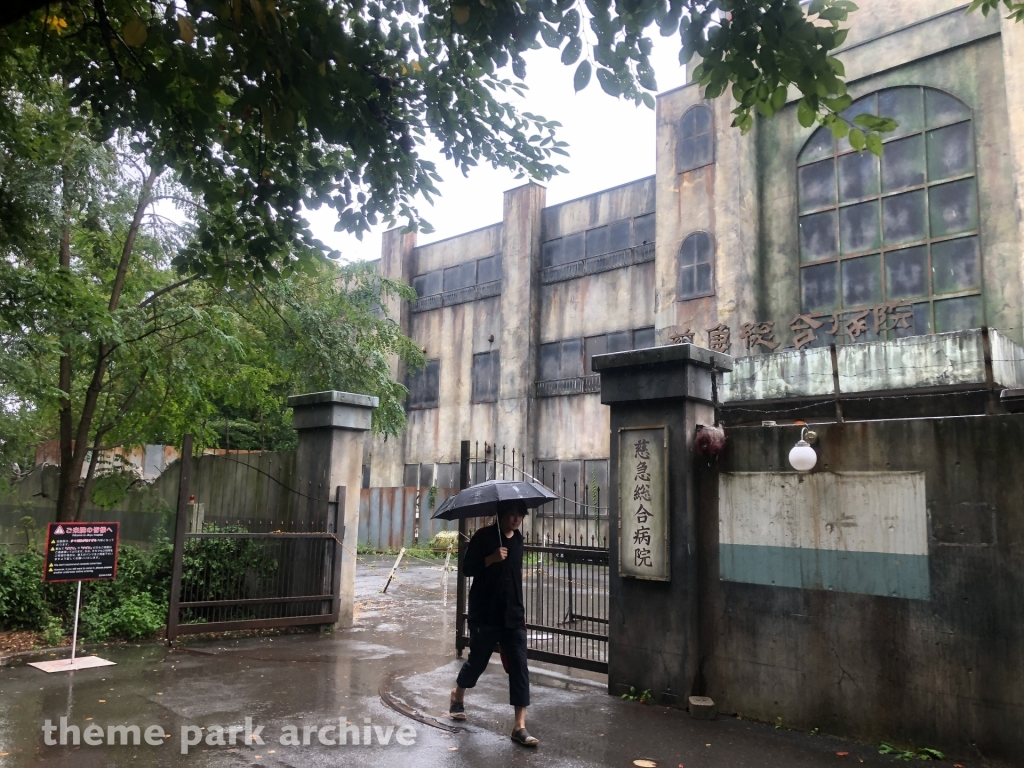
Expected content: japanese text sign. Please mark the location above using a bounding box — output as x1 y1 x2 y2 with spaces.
618 426 669 581
43 522 120 583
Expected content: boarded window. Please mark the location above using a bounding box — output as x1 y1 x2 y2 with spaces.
678 105 714 172
678 232 715 300
406 359 440 409
584 334 608 373
606 330 632 354
538 339 584 380
633 326 656 350
477 254 502 283
472 350 500 403
403 464 421 487
443 261 476 292
412 270 443 298
796 86 981 340
633 213 655 246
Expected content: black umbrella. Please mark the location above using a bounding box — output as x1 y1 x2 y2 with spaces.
432 479 557 546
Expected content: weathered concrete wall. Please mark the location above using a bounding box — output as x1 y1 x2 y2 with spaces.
371 222 504 480
541 176 655 240
535 177 656 462
1002 14 1024 352
655 85 759 354
402 296 501 465
370 226 417 487
500 183 546 458
539 261 655 343
722 329 1024 401
699 415 1024 760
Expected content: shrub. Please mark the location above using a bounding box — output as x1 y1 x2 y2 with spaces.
1 531 276 643
0 549 48 631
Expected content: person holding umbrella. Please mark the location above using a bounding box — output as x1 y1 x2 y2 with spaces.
432 479 555 747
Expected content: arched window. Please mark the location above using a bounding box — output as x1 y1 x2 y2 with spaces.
678 105 714 172
678 232 715 300
796 87 981 343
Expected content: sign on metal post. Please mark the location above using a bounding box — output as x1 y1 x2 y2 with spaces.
618 426 670 581
42 522 120 582
30 522 120 673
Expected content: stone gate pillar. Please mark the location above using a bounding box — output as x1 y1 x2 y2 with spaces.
289 390 378 628
593 344 732 706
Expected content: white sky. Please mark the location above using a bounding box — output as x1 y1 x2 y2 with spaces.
306 40 690 263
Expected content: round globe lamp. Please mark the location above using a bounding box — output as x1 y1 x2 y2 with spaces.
788 428 817 472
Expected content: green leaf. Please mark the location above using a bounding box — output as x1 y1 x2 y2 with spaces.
561 36 583 65
770 85 788 112
797 98 817 128
827 118 849 139
848 128 866 151
865 132 883 156
595 68 622 96
540 24 562 48
574 60 592 92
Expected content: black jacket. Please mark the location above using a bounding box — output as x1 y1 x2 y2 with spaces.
462 524 525 629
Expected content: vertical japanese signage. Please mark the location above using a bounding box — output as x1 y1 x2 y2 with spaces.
43 522 120 582
618 426 669 581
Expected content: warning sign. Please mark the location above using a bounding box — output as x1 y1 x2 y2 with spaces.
43 522 120 583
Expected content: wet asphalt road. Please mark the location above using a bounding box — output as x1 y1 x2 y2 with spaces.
0 556 990 767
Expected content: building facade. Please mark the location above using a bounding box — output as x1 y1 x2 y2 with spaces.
368 0 1024 502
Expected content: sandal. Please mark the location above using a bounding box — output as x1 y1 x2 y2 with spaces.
449 699 466 721
511 727 539 747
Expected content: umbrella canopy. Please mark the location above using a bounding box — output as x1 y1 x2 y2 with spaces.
431 479 557 520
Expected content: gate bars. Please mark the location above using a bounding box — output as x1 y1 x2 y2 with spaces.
455 440 609 673
167 434 346 640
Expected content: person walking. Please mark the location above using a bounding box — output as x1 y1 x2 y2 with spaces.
449 499 538 747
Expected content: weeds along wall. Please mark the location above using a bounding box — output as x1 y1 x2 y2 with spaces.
698 414 1024 761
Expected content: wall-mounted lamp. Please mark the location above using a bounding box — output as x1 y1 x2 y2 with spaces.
788 427 818 472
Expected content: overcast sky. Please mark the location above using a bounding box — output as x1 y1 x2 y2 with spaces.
305 40 691 263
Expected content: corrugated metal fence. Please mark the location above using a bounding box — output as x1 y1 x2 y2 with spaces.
357 486 460 551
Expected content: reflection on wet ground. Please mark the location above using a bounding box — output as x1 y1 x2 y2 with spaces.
0 556 974 767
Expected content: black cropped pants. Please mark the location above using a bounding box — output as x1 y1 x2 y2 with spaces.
455 625 530 707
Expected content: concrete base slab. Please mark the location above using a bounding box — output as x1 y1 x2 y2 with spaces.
28 655 116 673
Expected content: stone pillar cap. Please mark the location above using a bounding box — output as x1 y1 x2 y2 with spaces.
592 343 734 372
287 391 379 409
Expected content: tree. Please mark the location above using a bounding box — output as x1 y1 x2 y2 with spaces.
0 78 422 521
2 0 1022 265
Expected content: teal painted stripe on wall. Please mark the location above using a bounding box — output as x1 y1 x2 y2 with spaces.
719 544 930 600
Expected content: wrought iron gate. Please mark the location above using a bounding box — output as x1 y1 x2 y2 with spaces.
455 441 609 673
167 435 346 639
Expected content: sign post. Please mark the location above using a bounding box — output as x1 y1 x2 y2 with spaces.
29 522 120 673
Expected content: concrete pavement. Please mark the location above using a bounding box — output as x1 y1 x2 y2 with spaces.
0 556 992 767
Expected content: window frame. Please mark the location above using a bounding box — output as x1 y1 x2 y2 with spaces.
677 104 715 173
795 86 984 342
677 231 716 301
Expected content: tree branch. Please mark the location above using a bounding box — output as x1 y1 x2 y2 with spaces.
109 165 159 313
139 276 194 308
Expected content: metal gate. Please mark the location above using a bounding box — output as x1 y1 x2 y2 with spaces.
167 435 346 639
455 441 609 673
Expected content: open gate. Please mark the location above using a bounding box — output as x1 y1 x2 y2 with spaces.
455 441 609 673
167 435 346 639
